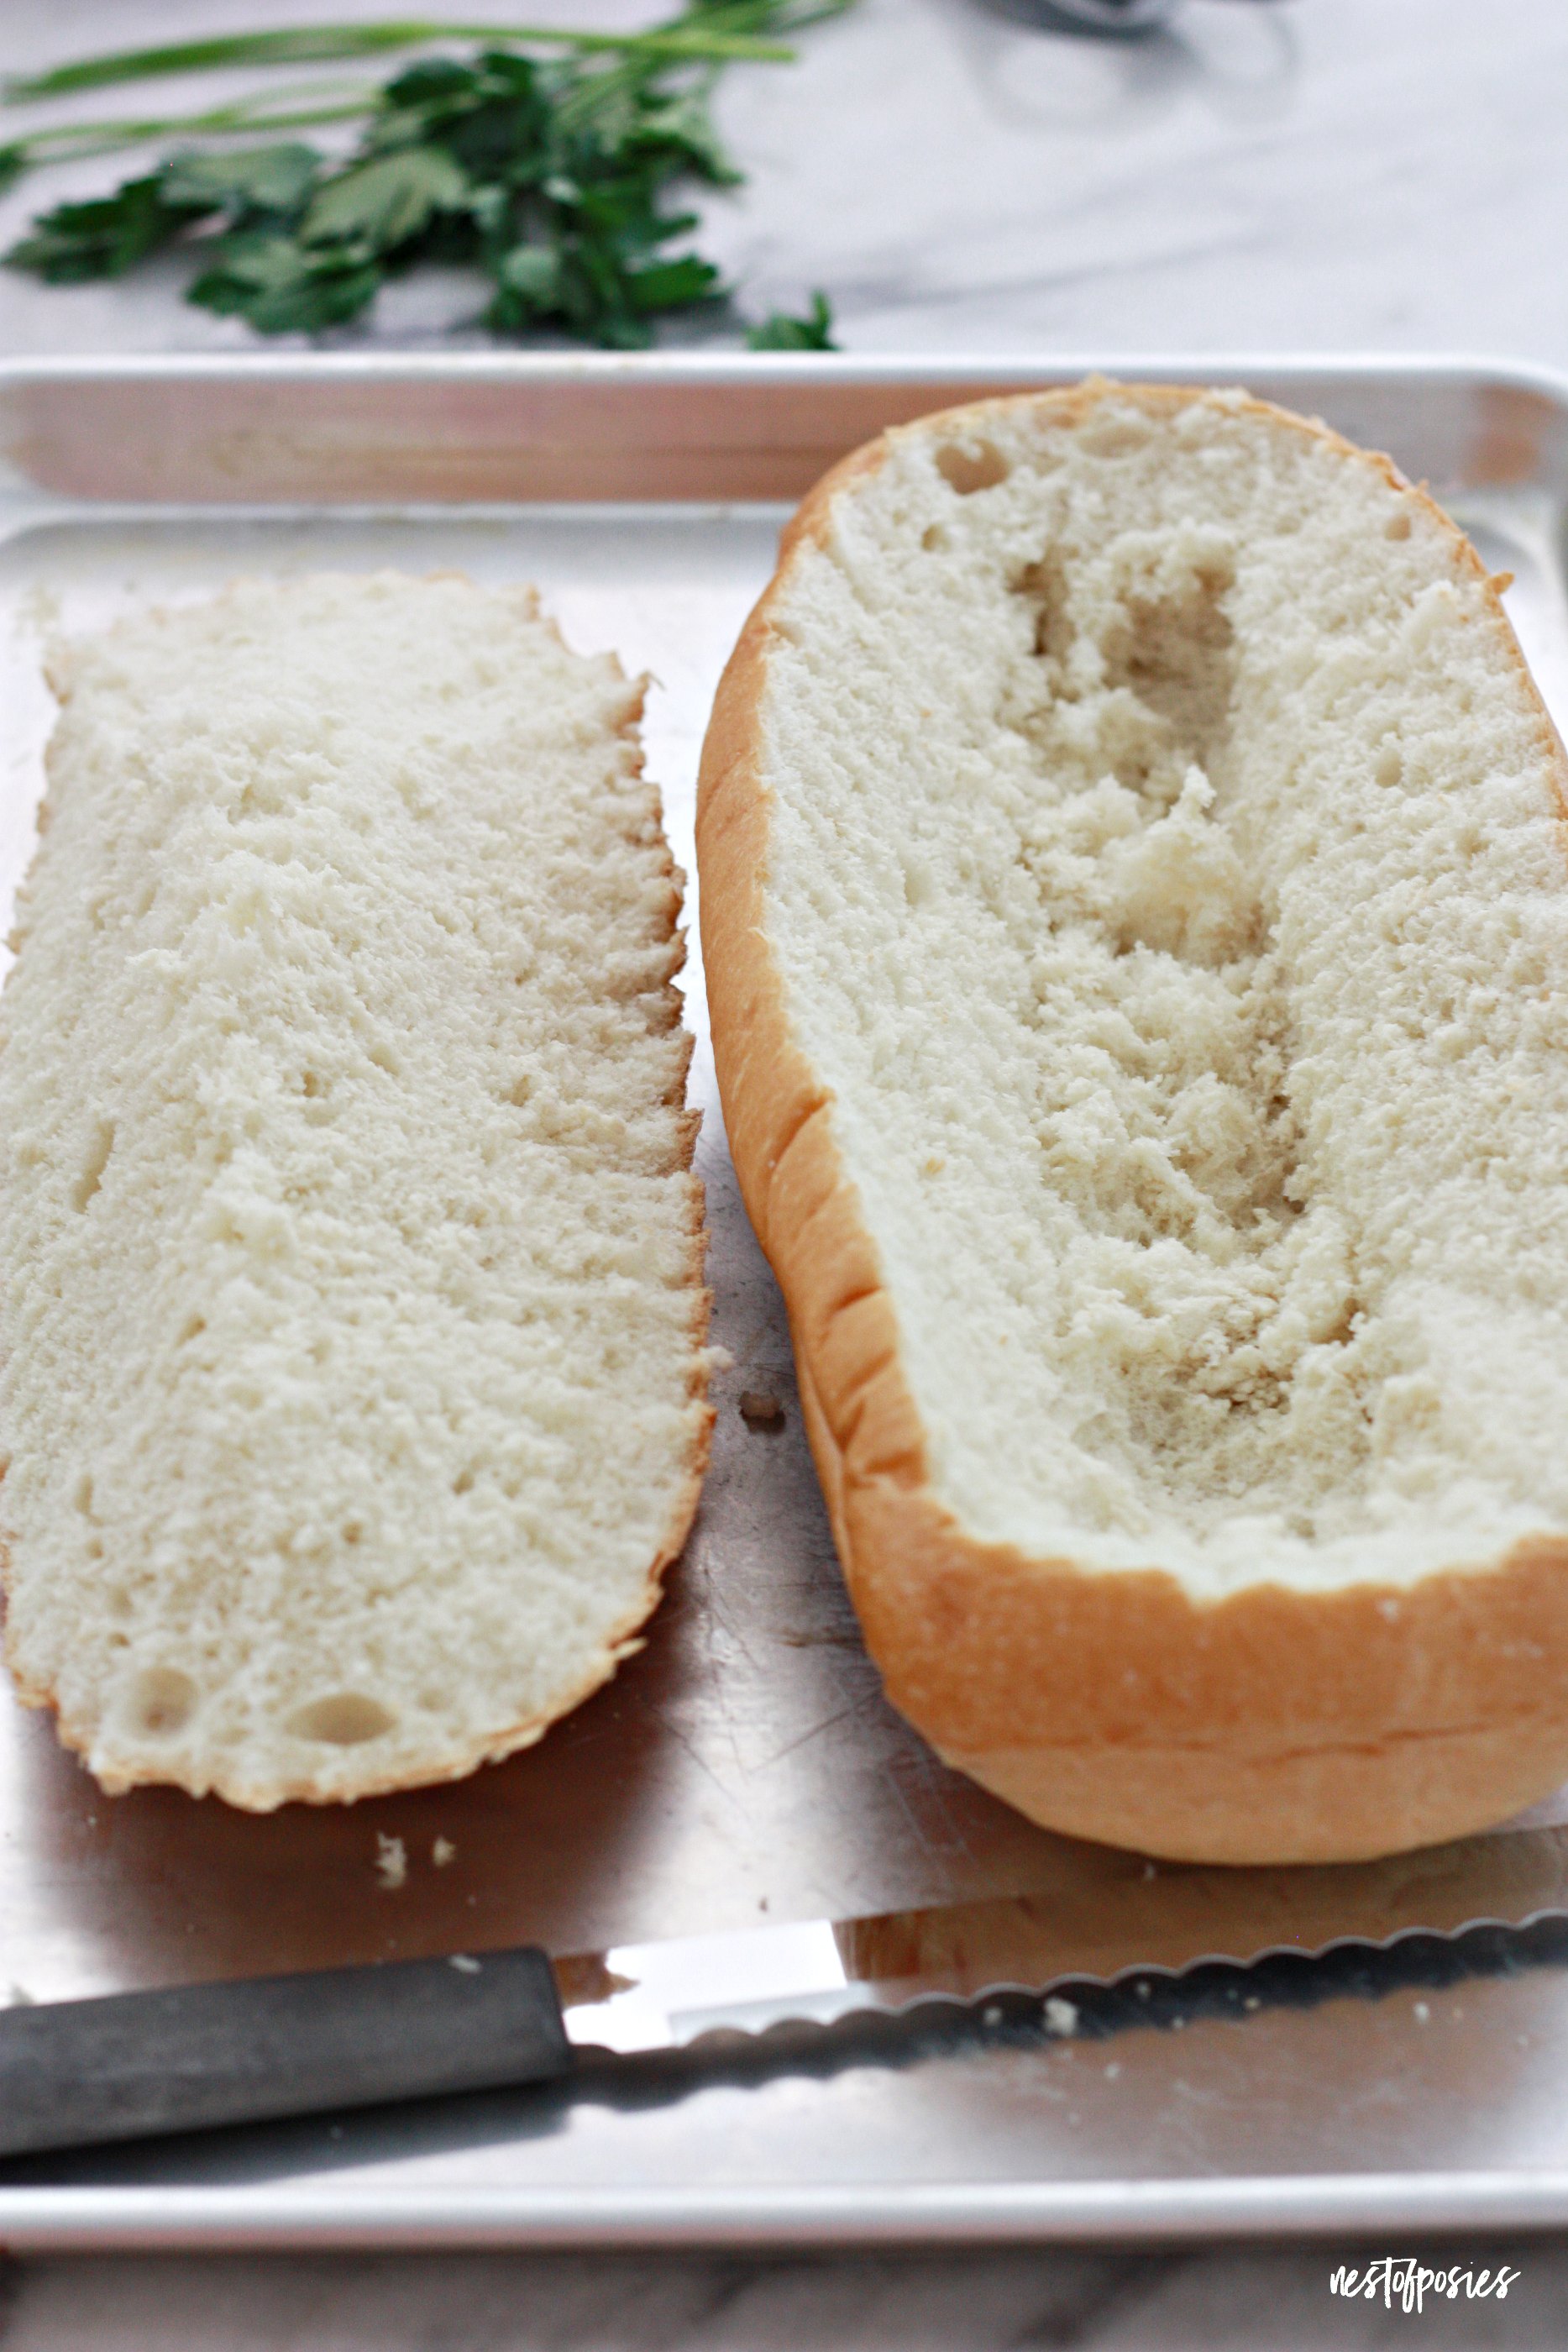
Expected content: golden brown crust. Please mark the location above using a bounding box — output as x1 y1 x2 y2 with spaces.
697 378 1568 1866
0 609 714 1813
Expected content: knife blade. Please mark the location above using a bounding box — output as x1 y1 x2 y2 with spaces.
8 1837 1568 2162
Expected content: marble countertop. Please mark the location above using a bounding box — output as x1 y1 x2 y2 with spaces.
3 1 1568 2343
0 2238 1564 2348
4 0 1568 371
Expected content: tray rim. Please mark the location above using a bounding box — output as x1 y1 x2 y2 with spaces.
2 347 1567 509
8 2172 1568 2252
1 346 1568 388
4 346 1568 2250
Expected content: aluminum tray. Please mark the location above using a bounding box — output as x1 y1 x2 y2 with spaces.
3 354 1568 2250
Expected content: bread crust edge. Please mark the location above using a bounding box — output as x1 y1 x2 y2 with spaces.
696 379 1568 1866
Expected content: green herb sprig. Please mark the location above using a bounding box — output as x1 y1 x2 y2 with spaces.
3 3 844 349
3 19 797 104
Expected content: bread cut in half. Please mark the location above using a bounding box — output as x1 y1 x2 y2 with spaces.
0 573 711 1809
698 380 1568 1866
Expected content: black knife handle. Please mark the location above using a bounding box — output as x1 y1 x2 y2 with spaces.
0 1945 572 2160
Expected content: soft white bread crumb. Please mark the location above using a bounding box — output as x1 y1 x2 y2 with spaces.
375 1833 407 1890
698 381 1568 1863
0 573 711 1809
763 393 1568 1589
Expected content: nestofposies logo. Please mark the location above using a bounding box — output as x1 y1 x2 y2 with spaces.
1330 2257 1521 2313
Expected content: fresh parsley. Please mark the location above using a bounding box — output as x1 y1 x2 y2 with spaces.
746 288 835 349
3 5 844 349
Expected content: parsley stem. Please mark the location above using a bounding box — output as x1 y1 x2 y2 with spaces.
7 87 380 168
5 21 794 105
4 82 380 169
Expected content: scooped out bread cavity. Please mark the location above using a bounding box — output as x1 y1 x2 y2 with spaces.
698 379 1568 1864
0 573 712 1809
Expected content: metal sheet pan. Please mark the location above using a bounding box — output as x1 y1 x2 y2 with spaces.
3 355 1568 2248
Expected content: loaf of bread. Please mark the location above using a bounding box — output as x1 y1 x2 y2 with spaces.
698 380 1568 1866
0 573 711 1809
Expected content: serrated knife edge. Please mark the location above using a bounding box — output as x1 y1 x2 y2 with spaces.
553 1893 1568 2054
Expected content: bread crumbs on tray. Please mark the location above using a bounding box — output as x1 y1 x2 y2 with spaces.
375 1832 407 1890
433 1836 457 1867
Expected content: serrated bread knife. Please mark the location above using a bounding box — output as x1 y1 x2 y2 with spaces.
3 1869 1565 2160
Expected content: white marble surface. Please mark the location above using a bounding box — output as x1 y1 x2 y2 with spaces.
3 0 1568 370
5 0 1568 2343
1 2241 1566 2347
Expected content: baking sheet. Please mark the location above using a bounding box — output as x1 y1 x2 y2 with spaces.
4 356 1568 2245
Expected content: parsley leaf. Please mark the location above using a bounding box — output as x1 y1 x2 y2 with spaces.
746 290 836 349
632 90 742 186
188 233 383 332
5 173 208 280
7 144 323 283
302 145 468 249
160 142 320 217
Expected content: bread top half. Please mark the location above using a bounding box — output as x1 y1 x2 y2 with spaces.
0 573 711 1809
697 383 1568 1863
704 381 1568 1608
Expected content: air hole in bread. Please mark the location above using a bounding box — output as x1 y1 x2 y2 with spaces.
1011 539 1314 1433
177 1315 206 1346
1376 747 1403 788
1100 558 1236 770
73 1472 94 1517
127 1666 197 1739
1013 552 1073 667
71 1120 114 1212
921 523 948 553
1386 509 1413 541
936 441 1009 496
288 1693 396 1746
